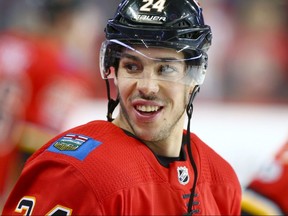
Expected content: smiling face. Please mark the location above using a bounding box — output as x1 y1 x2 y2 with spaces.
113 46 195 146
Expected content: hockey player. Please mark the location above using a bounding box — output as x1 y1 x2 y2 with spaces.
2 0 242 215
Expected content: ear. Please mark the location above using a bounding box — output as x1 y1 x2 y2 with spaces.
114 76 118 86
108 66 118 86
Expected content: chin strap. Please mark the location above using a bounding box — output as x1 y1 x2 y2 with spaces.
105 79 119 122
184 85 200 216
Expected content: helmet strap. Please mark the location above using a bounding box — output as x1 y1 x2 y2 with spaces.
105 79 119 122
184 85 200 215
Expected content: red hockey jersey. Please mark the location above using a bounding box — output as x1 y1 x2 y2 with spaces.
2 121 241 215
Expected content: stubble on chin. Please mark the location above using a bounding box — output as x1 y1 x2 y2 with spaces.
120 103 185 144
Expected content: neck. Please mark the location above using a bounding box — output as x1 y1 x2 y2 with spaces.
144 127 183 157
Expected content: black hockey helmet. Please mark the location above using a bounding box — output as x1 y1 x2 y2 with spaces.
100 0 212 85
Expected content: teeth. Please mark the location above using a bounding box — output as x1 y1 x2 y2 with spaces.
136 105 160 112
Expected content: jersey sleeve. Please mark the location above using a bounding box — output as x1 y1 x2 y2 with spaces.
2 155 103 215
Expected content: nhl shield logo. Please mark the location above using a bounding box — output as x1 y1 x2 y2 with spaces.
177 166 189 185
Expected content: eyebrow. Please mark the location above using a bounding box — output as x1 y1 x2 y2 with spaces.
121 53 182 62
121 53 140 61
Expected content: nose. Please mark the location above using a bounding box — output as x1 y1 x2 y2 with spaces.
136 77 159 95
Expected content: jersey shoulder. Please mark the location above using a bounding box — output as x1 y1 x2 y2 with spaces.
191 133 240 186
27 120 161 199
29 120 129 163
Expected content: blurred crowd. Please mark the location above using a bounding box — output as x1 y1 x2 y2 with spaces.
200 0 288 104
0 0 287 213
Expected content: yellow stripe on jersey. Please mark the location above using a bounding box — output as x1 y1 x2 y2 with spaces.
241 189 283 215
